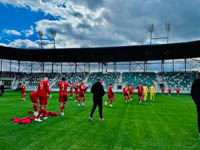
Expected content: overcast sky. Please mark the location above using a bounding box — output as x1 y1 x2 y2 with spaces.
0 0 200 49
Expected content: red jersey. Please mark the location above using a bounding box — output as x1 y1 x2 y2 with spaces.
136 84 143 94
74 84 79 93
168 88 171 93
37 80 51 97
176 88 180 92
21 84 26 93
129 86 134 94
79 84 88 95
70 86 73 93
123 86 129 94
58 81 69 94
107 86 114 95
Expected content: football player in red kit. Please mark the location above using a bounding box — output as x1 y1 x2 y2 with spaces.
58 77 70 117
176 87 180 96
35 77 51 122
78 81 88 107
168 87 171 96
129 83 134 101
70 85 73 99
161 87 165 95
136 83 143 104
105 83 115 107
21 82 26 101
123 84 130 103
30 91 38 116
74 83 79 102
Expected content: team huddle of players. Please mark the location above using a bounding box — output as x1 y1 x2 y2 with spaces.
20 77 181 122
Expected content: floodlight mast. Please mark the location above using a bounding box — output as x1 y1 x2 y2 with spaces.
38 30 43 49
51 29 56 49
149 21 171 45
149 24 154 45
165 22 171 44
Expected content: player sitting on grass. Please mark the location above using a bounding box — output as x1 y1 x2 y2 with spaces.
105 83 115 107
57 77 70 117
150 85 156 101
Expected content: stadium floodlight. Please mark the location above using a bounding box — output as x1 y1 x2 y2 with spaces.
50 29 56 49
38 30 43 49
149 24 154 32
149 24 154 45
165 22 171 31
165 22 171 44
148 22 171 44
51 29 56 38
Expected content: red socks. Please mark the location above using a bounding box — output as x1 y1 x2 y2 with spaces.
33 104 38 112
60 106 64 113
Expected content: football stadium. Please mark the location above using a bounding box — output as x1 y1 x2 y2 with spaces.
1 1 200 150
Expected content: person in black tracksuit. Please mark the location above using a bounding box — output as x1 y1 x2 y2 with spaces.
89 79 105 121
191 73 200 139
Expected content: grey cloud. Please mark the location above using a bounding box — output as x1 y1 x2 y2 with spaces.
71 0 104 10
101 0 200 43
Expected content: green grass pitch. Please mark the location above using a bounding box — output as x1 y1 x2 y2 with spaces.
0 91 200 150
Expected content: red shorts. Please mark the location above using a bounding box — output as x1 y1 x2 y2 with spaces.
138 93 143 97
39 96 48 106
21 91 26 95
123 93 128 96
108 93 114 99
30 95 38 104
59 93 68 103
177 91 179 94
130 92 133 95
79 93 84 98
168 91 171 94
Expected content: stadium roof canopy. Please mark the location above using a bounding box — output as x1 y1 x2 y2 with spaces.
0 40 200 62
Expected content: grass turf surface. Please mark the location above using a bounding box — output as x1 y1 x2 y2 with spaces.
0 91 200 150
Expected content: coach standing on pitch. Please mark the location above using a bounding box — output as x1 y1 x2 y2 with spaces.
191 73 200 139
89 78 105 121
